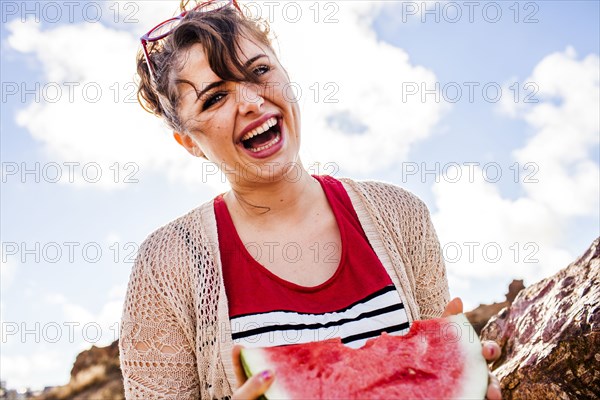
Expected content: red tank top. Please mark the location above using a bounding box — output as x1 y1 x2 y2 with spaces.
214 175 409 348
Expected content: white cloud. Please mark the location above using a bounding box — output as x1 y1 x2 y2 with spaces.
514 48 600 217
1 256 18 292
433 48 599 305
6 1 446 191
42 292 122 347
267 2 447 172
105 232 121 244
500 47 599 217
44 293 68 305
0 301 6 341
107 283 127 300
432 165 573 281
0 290 123 391
100 0 182 32
1 351 69 392
6 16 223 191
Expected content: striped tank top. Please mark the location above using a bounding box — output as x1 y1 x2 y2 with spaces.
215 175 409 349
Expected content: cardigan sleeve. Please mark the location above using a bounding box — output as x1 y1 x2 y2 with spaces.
411 199 451 320
118 238 200 399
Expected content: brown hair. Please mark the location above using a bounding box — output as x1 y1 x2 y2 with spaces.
136 1 272 132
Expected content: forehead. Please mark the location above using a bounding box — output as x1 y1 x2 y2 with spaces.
176 36 274 83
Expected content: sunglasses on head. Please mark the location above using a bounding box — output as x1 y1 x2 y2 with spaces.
140 0 242 81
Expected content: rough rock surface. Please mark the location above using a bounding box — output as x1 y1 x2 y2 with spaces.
481 237 600 400
466 279 525 335
35 341 124 400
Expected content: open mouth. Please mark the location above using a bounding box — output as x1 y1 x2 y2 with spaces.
240 117 282 153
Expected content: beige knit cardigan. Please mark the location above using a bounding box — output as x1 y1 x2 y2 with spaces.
118 177 450 399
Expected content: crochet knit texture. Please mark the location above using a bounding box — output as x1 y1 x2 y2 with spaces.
119 178 450 399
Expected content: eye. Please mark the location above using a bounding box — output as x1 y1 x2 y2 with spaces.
253 64 271 76
202 92 227 111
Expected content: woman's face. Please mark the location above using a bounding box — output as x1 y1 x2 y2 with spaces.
174 35 302 186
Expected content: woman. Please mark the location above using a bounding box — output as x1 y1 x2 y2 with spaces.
118 1 502 399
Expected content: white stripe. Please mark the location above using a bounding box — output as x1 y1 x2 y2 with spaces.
232 290 402 328
232 290 409 349
234 309 409 349
346 326 411 349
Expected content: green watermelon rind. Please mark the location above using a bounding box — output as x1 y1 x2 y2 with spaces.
240 314 489 400
240 347 290 399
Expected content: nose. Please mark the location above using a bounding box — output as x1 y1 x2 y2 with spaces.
238 83 264 115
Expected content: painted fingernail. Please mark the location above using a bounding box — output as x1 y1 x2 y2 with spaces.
484 342 496 355
260 370 273 382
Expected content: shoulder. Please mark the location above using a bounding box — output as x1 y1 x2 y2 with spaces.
134 199 217 279
138 204 205 255
337 176 430 215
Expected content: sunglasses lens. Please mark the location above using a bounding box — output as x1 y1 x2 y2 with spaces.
148 18 181 39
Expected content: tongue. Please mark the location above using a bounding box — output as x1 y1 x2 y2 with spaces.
244 129 276 149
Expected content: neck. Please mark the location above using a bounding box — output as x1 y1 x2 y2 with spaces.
224 166 320 222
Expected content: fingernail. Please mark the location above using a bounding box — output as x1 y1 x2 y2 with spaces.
260 370 273 382
484 342 496 356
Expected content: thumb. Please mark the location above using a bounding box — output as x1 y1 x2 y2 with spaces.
232 370 274 400
441 297 464 317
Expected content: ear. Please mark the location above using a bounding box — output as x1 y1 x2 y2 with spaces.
173 132 206 159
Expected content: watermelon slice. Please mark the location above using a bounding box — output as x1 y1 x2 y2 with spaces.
240 314 488 399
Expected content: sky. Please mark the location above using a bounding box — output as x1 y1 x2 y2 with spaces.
1 0 599 392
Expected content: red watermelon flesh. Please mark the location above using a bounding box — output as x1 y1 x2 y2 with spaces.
240 314 488 399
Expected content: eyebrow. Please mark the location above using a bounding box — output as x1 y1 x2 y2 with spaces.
177 54 269 102
244 54 267 69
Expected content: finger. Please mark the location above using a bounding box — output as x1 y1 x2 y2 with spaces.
482 341 501 362
486 371 502 400
231 370 274 400
441 297 464 317
232 345 248 386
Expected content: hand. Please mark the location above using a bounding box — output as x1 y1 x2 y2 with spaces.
231 345 275 400
442 297 503 400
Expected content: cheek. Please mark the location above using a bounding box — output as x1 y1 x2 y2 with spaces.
277 81 297 104
192 115 222 134
198 120 233 151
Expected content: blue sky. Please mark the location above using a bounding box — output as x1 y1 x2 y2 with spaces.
1 0 599 391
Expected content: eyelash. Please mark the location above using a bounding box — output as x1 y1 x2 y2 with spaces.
202 92 227 111
253 64 271 76
200 64 273 111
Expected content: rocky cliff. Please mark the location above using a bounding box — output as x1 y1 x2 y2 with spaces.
481 237 600 399
465 279 525 335
35 341 124 400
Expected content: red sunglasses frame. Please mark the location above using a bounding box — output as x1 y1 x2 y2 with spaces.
140 0 241 81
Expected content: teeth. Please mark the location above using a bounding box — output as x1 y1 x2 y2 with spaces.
240 117 278 142
248 132 281 153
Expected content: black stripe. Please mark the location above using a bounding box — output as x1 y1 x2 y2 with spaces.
230 285 398 320
232 303 405 340
341 322 411 345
